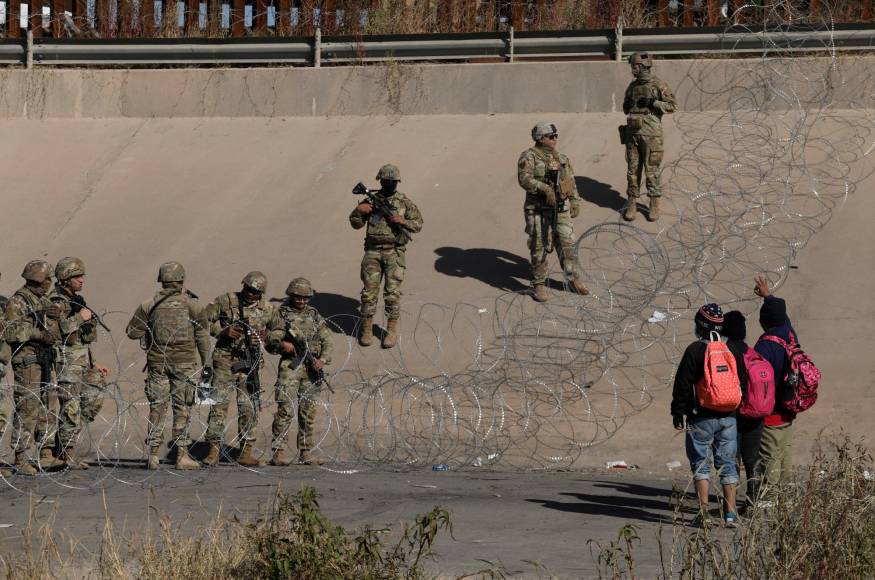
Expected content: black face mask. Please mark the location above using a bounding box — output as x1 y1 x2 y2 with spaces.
380 179 398 195
634 69 652 81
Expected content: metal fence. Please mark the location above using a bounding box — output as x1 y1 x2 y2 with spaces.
2 23 873 66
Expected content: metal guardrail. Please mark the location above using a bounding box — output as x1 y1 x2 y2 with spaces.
1 25 873 67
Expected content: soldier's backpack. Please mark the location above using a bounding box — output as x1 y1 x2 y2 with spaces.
695 332 742 412
738 347 775 419
759 331 820 413
148 291 194 348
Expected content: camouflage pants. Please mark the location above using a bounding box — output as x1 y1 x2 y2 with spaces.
625 133 664 198
271 365 321 452
360 247 405 319
525 207 579 285
10 363 55 454
204 367 260 445
143 362 199 450
56 366 106 451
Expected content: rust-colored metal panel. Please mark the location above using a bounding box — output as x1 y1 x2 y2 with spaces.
8 0 21 37
231 0 245 36
681 0 693 27
184 0 199 34
141 0 155 36
657 0 668 26
30 0 43 37
276 0 291 35
706 0 718 26
253 0 267 33
864 1 872 21
323 0 336 33
300 0 314 34
51 0 64 36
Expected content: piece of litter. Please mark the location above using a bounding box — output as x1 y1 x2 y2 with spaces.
647 311 668 323
493 493 502 498
411 484 438 489
478 308 488 314
432 463 449 471
666 460 683 470
487 453 499 461
0 524 13 528
864 470 873 481
606 460 628 469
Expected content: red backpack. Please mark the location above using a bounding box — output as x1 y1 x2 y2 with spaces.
759 331 820 413
696 332 742 412
738 347 776 418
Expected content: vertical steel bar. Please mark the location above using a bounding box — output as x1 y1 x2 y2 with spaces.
30 0 43 37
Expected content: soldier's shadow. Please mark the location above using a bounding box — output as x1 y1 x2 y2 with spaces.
575 176 625 212
434 247 530 293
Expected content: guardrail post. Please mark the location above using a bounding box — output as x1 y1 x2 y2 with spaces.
508 25 514 62
614 15 622 61
314 26 321 67
26 30 33 68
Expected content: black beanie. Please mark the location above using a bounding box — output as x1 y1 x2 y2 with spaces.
759 296 787 328
722 311 746 341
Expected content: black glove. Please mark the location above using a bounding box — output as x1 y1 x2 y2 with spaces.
201 366 214 384
45 304 61 320
672 415 685 430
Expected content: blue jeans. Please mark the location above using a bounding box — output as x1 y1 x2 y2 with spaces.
686 415 739 485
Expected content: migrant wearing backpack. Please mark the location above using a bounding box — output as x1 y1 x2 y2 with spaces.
671 276 821 526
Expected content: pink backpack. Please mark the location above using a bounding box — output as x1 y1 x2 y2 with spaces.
738 347 775 418
760 331 820 413
696 332 742 412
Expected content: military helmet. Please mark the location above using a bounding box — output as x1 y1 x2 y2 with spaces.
241 271 267 293
157 261 186 283
285 277 314 298
22 260 53 283
629 52 653 68
376 164 401 182
531 122 558 141
55 257 86 281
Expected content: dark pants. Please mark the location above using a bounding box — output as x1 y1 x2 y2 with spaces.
737 417 764 501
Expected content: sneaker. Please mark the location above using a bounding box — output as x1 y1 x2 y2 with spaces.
724 512 739 528
691 511 712 528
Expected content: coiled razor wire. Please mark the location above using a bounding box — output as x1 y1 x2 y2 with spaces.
2 7 875 491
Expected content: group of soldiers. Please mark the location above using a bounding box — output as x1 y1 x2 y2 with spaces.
0 52 672 475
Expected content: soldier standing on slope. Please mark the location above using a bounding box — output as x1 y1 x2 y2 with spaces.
518 122 589 302
621 52 677 222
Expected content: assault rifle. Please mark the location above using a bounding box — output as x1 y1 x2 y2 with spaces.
64 294 111 334
352 182 398 222
28 307 55 388
283 322 332 393
229 302 263 410
544 168 567 254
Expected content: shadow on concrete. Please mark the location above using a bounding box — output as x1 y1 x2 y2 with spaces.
575 176 625 212
526 489 673 524
434 247 530 293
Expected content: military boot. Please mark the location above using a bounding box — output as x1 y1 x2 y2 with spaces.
146 446 160 470
647 196 661 222
58 448 90 470
269 449 293 467
298 449 325 466
382 319 399 349
237 443 264 467
569 279 590 296
174 448 200 470
203 443 220 467
15 452 37 476
358 317 374 347
38 447 64 470
623 198 638 221
532 283 549 303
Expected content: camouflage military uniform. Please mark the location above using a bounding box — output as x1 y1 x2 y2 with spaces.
49 283 102 458
126 265 210 461
203 290 275 447
3 266 59 465
0 301 10 458
622 66 676 201
349 190 423 322
266 300 333 456
517 143 582 287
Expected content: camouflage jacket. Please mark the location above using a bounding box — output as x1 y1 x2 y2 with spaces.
517 145 580 209
267 304 333 370
204 291 277 369
349 191 423 248
3 285 56 365
622 74 677 137
126 287 210 366
48 284 98 372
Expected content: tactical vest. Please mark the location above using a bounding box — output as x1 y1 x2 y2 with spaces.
627 81 662 116
279 306 323 356
365 194 411 246
150 293 195 348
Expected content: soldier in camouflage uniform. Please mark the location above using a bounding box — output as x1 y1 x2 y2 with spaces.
202 271 276 467
49 257 110 470
349 164 423 349
621 52 677 222
266 278 333 466
2 261 64 475
0 289 11 478
126 262 211 471
518 122 589 303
